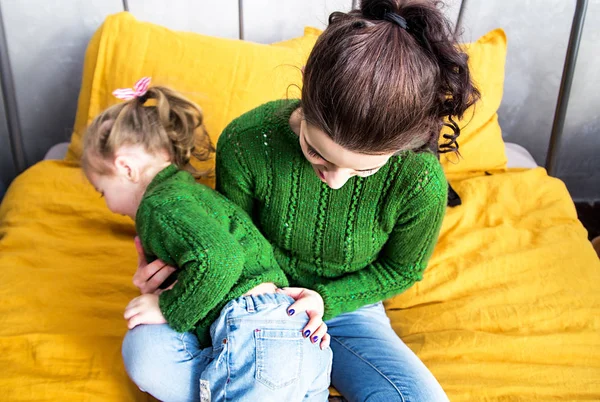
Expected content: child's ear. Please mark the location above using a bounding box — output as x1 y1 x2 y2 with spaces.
114 156 139 183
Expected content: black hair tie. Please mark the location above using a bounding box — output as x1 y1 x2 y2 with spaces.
138 93 150 105
383 12 408 29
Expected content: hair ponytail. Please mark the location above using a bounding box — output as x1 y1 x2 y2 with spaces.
83 85 214 178
142 86 215 174
393 0 480 153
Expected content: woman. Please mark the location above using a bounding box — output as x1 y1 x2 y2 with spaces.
126 0 479 400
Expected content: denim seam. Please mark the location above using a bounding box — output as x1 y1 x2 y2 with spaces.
178 332 195 361
331 336 406 402
224 325 231 402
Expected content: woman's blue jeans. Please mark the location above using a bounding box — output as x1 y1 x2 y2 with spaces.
122 299 447 402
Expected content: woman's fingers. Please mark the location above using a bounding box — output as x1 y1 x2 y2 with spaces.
134 237 176 294
277 287 306 299
133 259 175 293
277 286 330 348
134 236 146 266
310 322 328 346
301 313 323 339
285 297 315 316
320 333 331 350
146 264 176 291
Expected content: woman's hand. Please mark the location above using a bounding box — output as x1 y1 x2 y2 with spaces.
124 294 167 329
133 236 177 294
277 287 330 350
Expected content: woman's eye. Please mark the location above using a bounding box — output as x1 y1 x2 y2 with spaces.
307 147 322 159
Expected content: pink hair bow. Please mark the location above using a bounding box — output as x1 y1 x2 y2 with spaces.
112 77 151 100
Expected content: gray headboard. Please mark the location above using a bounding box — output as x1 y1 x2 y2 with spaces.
0 0 597 201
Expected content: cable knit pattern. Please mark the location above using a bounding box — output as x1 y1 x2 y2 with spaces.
216 100 448 320
136 165 288 347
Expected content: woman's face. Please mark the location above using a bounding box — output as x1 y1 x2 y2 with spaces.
299 120 395 190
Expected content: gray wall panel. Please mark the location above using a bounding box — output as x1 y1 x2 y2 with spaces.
243 0 462 44
243 0 353 44
554 0 600 201
0 78 15 189
127 0 239 38
459 0 599 201
458 0 575 163
445 0 463 29
0 0 122 167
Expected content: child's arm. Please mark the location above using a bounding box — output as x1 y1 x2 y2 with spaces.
138 200 246 333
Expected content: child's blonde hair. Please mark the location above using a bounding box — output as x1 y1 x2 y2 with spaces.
82 86 214 178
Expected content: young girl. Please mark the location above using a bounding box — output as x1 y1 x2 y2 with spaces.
128 0 480 400
81 79 332 402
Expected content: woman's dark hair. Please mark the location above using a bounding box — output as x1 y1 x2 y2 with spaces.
301 0 480 155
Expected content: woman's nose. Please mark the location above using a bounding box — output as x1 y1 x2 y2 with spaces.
323 167 354 189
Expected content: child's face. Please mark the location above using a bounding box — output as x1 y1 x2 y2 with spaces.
88 171 141 219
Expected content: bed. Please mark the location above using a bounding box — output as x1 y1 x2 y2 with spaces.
0 12 599 402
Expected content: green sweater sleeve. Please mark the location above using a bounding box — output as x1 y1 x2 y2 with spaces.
216 126 255 217
142 202 246 333
315 175 447 320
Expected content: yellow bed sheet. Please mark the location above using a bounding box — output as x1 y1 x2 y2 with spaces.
0 161 599 401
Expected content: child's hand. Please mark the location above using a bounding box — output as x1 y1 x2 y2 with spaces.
124 294 167 329
276 287 331 350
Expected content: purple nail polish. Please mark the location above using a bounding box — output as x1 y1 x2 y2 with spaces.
312 335 319 343
288 309 295 316
303 330 311 337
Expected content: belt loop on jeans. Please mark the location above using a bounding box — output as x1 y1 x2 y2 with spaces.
244 295 255 313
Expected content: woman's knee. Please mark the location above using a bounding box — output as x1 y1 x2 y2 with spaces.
357 379 447 402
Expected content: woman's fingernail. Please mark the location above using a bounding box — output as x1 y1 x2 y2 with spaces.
303 329 311 337
312 336 319 343
288 309 295 316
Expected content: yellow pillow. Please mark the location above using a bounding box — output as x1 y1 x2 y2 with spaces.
67 13 507 175
66 12 307 166
445 28 508 174
272 26 321 59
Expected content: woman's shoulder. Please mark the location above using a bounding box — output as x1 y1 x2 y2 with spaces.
217 99 300 149
391 150 448 203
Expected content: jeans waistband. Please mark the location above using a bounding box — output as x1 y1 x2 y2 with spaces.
230 292 294 313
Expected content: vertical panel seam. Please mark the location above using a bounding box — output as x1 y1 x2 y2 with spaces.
238 0 244 40
0 2 26 172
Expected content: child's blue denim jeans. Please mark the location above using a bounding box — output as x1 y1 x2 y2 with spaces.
123 293 332 402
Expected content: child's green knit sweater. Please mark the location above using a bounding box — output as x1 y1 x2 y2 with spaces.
216 100 448 320
136 165 288 346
